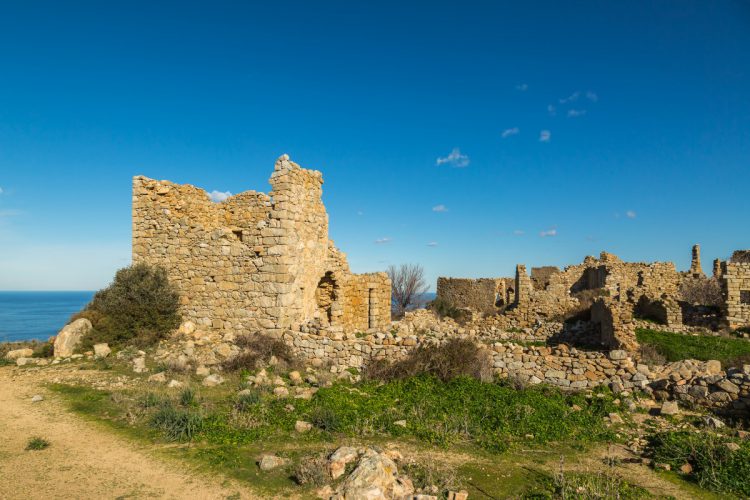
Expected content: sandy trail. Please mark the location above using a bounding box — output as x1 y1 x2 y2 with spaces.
0 367 256 500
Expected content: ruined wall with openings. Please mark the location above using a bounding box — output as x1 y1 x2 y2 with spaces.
722 260 750 329
133 154 391 335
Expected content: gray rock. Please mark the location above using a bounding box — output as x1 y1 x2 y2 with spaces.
660 401 680 416
202 374 225 387
53 318 92 358
93 343 111 358
5 348 33 360
31 394 44 403
258 454 288 471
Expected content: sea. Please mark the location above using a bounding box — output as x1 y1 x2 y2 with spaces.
0 291 94 343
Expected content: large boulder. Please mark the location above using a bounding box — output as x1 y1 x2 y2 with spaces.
337 453 413 500
53 318 92 358
5 348 33 360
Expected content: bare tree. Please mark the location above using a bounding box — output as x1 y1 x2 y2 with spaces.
386 263 430 318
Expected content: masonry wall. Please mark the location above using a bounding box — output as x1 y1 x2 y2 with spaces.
133 155 391 335
436 277 502 312
722 261 750 329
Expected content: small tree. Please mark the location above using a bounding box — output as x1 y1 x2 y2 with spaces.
386 263 429 318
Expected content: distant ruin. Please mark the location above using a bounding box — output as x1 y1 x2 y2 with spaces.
133 154 391 336
437 245 750 350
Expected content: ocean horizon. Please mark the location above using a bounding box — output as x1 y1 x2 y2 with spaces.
0 291 94 343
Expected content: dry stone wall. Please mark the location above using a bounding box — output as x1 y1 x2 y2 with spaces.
722 261 750 329
133 154 391 336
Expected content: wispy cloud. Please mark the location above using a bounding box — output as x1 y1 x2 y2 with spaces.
501 127 519 138
0 209 22 217
436 148 470 168
559 91 581 104
513 229 525 236
539 130 551 142
586 91 598 102
374 237 392 244
567 109 587 117
626 210 637 219
0 187 4 195
539 228 557 237
547 104 556 116
427 241 439 247
357 210 364 216
208 190 232 202
516 83 528 91
432 204 448 213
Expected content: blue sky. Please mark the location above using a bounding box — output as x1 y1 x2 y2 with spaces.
0 1 748 290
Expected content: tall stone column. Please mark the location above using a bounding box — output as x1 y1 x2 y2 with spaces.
689 244 704 277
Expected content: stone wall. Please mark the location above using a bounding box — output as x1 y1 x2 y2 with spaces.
436 278 501 313
722 261 750 329
133 155 391 335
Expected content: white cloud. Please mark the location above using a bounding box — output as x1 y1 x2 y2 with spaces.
513 229 525 236
567 109 587 117
432 204 448 213
0 209 21 217
0 187 4 195
501 127 519 138
427 241 439 247
626 210 637 219
586 91 598 102
547 104 556 116
559 91 581 104
208 190 232 202
540 228 557 237
436 148 470 168
357 210 364 216
539 130 551 142
516 83 528 91
374 237 392 244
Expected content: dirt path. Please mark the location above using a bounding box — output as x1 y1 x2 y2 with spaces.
0 367 256 500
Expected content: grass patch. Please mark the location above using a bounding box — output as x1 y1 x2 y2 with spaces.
648 430 750 496
636 328 750 367
25 437 50 451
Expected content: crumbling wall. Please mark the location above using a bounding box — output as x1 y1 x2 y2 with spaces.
436 277 502 313
590 297 638 351
133 154 391 335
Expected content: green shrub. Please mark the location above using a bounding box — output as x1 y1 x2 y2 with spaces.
427 297 472 324
179 387 196 407
294 453 329 486
363 338 493 383
150 403 204 442
25 437 50 451
75 263 181 349
223 333 299 372
636 328 750 367
32 342 54 358
648 431 750 496
234 390 262 411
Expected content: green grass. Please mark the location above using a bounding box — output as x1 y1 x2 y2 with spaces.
25 437 51 451
636 328 750 367
648 430 750 497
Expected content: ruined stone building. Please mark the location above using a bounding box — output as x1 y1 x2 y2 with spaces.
132 154 391 335
436 245 750 350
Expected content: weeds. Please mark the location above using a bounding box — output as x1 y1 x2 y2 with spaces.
150 402 204 442
25 437 50 451
223 334 299 372
293 453 329 486
636 328 750 367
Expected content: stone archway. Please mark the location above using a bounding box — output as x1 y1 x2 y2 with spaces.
315 271 337 325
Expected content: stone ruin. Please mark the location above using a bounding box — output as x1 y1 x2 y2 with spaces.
436 245 750 351
132 154 391 337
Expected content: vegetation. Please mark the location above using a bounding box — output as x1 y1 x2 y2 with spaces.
387 263 429 317
222 333 299 372
636 328 750 367
427 296 472 324
679 277 723 307
73 263 181 349
293 453 329 486
648 430 750 496
363 338 493 382
25 437 51 451
150 401 204 442
525 469 653 499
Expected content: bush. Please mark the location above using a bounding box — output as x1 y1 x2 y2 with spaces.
75 263 181 349
294 453 330 486
363 338 493 383
648 431 750 496
679 277 723 307
150 402 204 442
234 390 262 411
223 333 298 372
32 342 54 358
25 437 50 451
179 388 195 407
427 297 472 324
638 343 666 366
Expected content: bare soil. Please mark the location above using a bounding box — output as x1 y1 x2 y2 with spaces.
0 366 256 500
